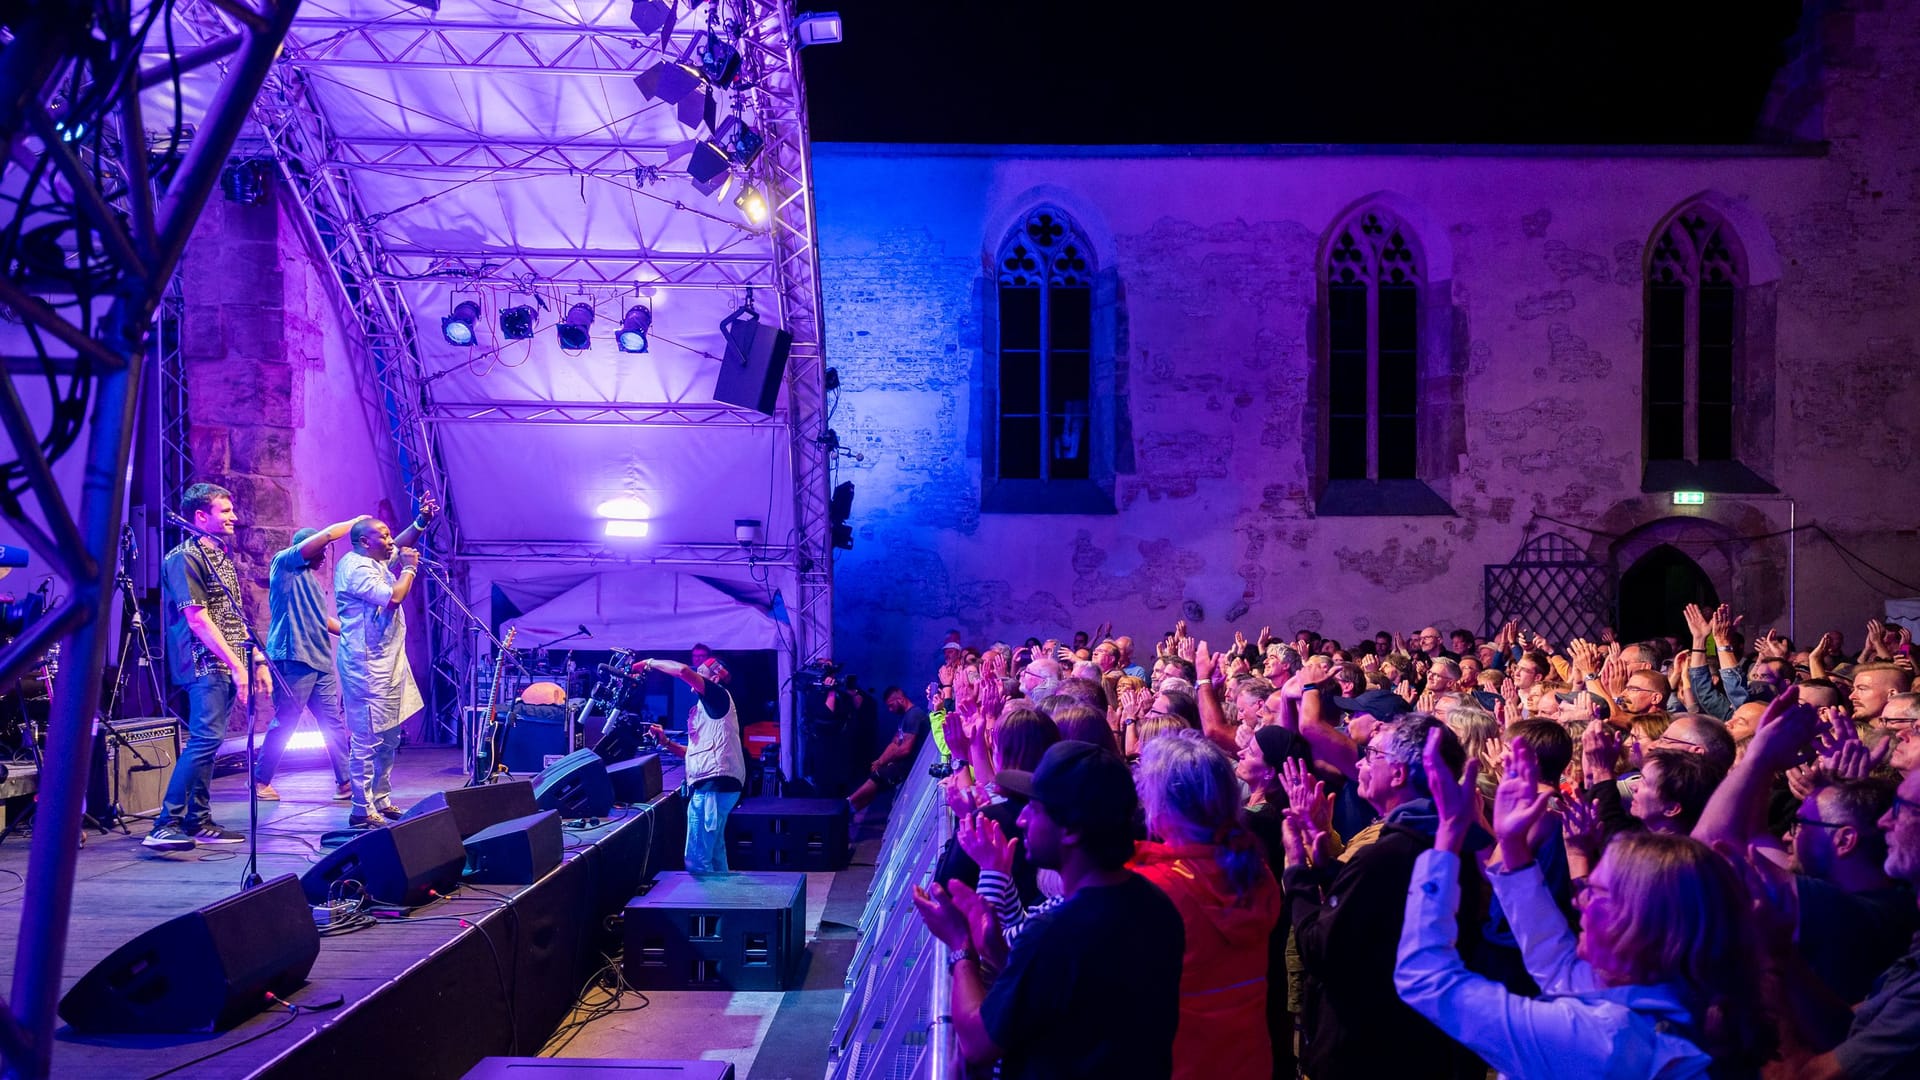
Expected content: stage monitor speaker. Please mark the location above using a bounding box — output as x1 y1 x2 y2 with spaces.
533 749 614 818
59 873 319 1033
301 806 466 906
713 315 792 416
87 716 179 822
724 796 851 871
622 871 805 991
462 809 563 885
403 780 539 839
463 1058 734 1079
607 753 663 804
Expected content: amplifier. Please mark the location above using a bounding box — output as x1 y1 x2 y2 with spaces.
89 717 179 822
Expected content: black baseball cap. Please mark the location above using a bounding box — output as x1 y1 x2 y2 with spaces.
1329 688 1414 721
993 740 1136 828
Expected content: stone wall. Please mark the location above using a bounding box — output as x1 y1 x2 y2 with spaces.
814 0 1920 690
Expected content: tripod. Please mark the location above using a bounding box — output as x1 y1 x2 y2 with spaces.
96 526 175 832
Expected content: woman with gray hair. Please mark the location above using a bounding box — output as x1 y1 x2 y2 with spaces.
1130 731 1281 1079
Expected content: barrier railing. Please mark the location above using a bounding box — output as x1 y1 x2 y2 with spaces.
827 738 955 1080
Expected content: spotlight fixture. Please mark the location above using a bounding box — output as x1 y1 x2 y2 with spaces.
557 302 595 350
794 12 844 47
733 184 767 225
713 116 764 168
696 33 742 88
616 305 653 353
605 520 650 539
629 0 675 34
500 305 538 340
686 141 732 197
220 158 272 204
634 61 704 105
441 300 481 346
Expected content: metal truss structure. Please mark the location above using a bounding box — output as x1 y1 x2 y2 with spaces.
421 400 787 429
459 540 796 567
0 4 302 1073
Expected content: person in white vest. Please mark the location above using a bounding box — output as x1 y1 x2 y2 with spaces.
335 505 432 828
642 655 748 873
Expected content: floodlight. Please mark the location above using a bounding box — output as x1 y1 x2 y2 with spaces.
696 34 742 88
557 302 595 350
441 300 481 346
686 141 732 196
795 12 843 47
605 520 650 538
634 61 704 104
500 305 538 340
733 184 767 225
616 305 653 353
220 158 272 204
713 116 765 168
596 495 651 520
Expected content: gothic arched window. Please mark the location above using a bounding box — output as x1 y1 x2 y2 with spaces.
1325 208 1423 481
995 208 1094 482
1647 208 1744 463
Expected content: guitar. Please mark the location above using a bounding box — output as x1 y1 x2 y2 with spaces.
476 627 516 780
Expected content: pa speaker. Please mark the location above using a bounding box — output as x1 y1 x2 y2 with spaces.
608 753 663 804
713 313 792 416
464 1058 734 1079
622 871 806 991
533 749 614 818
403 780 539 839
59 874 319 1033
302 806 466 906
463 810 563 885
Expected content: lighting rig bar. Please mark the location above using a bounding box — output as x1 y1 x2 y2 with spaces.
420 401 787 429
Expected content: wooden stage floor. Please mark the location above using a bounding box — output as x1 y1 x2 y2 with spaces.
0 747 668 1079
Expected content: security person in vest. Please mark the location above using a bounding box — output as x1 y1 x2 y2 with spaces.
641 655 747 873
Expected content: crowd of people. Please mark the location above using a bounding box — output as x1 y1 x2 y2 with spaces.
910 611 1920 1078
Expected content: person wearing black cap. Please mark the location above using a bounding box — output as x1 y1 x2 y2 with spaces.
914 740 1184 1078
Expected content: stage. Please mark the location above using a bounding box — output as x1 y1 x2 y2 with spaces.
0 748 688 1079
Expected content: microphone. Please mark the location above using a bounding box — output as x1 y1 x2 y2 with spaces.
578 624 592 638
162 508 212 536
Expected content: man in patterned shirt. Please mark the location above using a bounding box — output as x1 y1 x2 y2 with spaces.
144 483 272 851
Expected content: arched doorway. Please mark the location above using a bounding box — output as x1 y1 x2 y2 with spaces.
1617 544 1718 643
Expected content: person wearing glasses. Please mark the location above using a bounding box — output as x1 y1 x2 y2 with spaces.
1694 687 1918 1005
1885 693 1920 775
1615 670 1673 717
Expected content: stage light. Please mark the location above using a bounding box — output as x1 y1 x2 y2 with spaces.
617 305 653 353
634 61 704 104
630 0 674 34
500 305 538 340
557 302 595 350
441 300 481 346
686 141 732 197
713 116 765 168
733 184 767 225
829 480 855 550
220 158 272 204
795 12 844 47
735 518 763 547
596 495 651 520
696 33 742 88
605 520 650 538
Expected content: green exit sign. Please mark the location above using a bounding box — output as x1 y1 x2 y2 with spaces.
1672 491 1707 506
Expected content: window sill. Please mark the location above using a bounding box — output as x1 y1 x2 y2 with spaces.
1641 460 1777 494
1314 479 1456 517
981 478 1116 515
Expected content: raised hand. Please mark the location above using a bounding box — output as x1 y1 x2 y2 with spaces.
1682 603 1710 645
1225 654 1252 680
977 674 1005 723
1598 653 1627 699
1583 723 1624 785
1492 737 1554 868
956 802 1018 876
981 649 1008 680
1194 640 1217 684
415 490 441 522
1279 758 1332 831
1257 625 1275 652
1823 737 1890 781
911 882 971 952
1177 635 1198 663
1743 684 1818 775
1785 763 1819 801
1559 795 1605 861
1710 604 1740 644
1756 630 1790 662
953 666 981 717
1423 726 1482 855
947 879 1006 967
398 546 421 569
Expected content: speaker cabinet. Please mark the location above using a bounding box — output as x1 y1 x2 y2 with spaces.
533 749 614 818
403 780 539 839
88 716 179 822
462 810 563 885
712 314 792 416
59 874 319 1033
464 1059 734 1079
622 871 805 991
607 754 663 804
302 806 467 906
724 797 851 871
503 702 572 773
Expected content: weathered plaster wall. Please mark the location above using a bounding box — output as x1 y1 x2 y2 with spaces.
816 2 1920 688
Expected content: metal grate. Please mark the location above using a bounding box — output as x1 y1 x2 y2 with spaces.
1483 531 1616 645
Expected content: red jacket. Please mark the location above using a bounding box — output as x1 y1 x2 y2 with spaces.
1130 840 1282 1080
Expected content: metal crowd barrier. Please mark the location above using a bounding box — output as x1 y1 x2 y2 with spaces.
827 736 957 1080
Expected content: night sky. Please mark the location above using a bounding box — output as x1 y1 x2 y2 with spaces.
801 2 1807 145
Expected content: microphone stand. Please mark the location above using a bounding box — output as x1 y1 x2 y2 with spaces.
97 526 170 833
413 556 510 780
164 509 280 890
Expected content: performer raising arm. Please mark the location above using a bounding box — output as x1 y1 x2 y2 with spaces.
641 656 747 874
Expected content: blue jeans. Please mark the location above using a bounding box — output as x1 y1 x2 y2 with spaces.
256 661 350 785
684 784 740 874
155 673 233 830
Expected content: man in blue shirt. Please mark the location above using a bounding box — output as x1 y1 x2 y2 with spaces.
254 514 368 801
